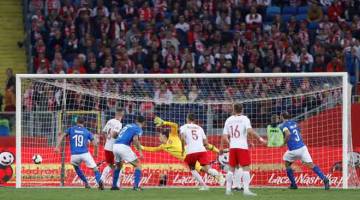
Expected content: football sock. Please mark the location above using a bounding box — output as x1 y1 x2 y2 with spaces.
134 168 142 188
226 171 233 192
191 170 206 186
112 168 121 188
207 168 219 177
286 167 297 186
312 166 326 180
242 171 251 192
233 168 243 188
94 169 101 184
74 166 88 185
101 165 112 182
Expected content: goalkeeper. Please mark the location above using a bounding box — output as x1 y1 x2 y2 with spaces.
141 116 220 173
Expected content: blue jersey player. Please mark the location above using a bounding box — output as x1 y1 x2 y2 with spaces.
55 117 104 190
111 115 145 191
280 112 329 190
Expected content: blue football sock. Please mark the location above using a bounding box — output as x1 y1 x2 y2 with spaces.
94 169 101 184
134 168 142 188
286 167 297 186
312 166 326 180
74 166 88 185
112 168 120 188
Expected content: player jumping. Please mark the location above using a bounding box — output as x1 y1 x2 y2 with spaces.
111 115 145 191
142 117 222 177
55 117 104 190
280 111 330 190
220 103 267 196
180 113 225 190
100 108 124 186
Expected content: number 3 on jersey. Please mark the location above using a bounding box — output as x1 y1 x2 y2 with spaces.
229 125 241 138
292 129 300 141
72 135 84 147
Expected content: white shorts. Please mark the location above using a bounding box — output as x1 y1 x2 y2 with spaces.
70 152 97 168
113 144 137 163
283 146 313 163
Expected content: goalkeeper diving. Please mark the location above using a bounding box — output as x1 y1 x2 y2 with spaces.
141 116 224 184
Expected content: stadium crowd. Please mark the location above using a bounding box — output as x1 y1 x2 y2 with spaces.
24 0 358 106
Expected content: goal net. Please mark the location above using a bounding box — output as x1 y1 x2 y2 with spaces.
16 73 359 188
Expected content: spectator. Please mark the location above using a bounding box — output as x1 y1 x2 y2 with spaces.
175 15 190 33
5 68 15 90
308 3 323 22
188 85 199 102
327 57 344 72
328 0 344 22
4 85 15 112
245 6 262 29
67 57 86 74
154 84 173 104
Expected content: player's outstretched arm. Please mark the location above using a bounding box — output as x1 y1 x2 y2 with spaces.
133 135 143 159
219 134 229 154
206 143 220 153
141 145 163 152
54 133 66 153
247 128 267 145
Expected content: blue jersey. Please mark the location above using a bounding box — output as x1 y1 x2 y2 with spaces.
280 120 305 151
66 125 94 155
114 123 143 146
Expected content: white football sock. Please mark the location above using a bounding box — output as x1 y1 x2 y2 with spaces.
207 168 219 177
226 171 234 192
243 171 251 192
233 168 243 188
191 170 206 186
101 165 112 182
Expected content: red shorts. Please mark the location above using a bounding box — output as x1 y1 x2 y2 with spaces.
184 152 209 167
229 148 251 167
104 150 115 165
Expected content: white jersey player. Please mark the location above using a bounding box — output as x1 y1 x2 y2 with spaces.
180 113 225 191
100 108 124 184
220 104 267 196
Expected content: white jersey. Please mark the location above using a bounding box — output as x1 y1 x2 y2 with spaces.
102 119 122 151
180 123 207 154
223 115 252 149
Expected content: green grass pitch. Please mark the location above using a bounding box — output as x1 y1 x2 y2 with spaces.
0 188 359 200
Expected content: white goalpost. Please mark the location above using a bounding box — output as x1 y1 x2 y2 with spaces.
15 73 358 188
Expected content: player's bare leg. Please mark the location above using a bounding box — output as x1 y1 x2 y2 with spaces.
303 162 330 190
201 165 225 186
129 160 142 191
285 161 298 189
241 166 256 196
189 165 208 190
111 162 123 190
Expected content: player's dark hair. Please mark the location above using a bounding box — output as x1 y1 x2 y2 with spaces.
116 107 125 115
281 111 291 120
233 103 243 114
271 114 278 123
76 116 85 124
136 115 145 123
187 113 195 121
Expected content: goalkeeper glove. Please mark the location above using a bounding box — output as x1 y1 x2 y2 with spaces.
154 116 165 127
